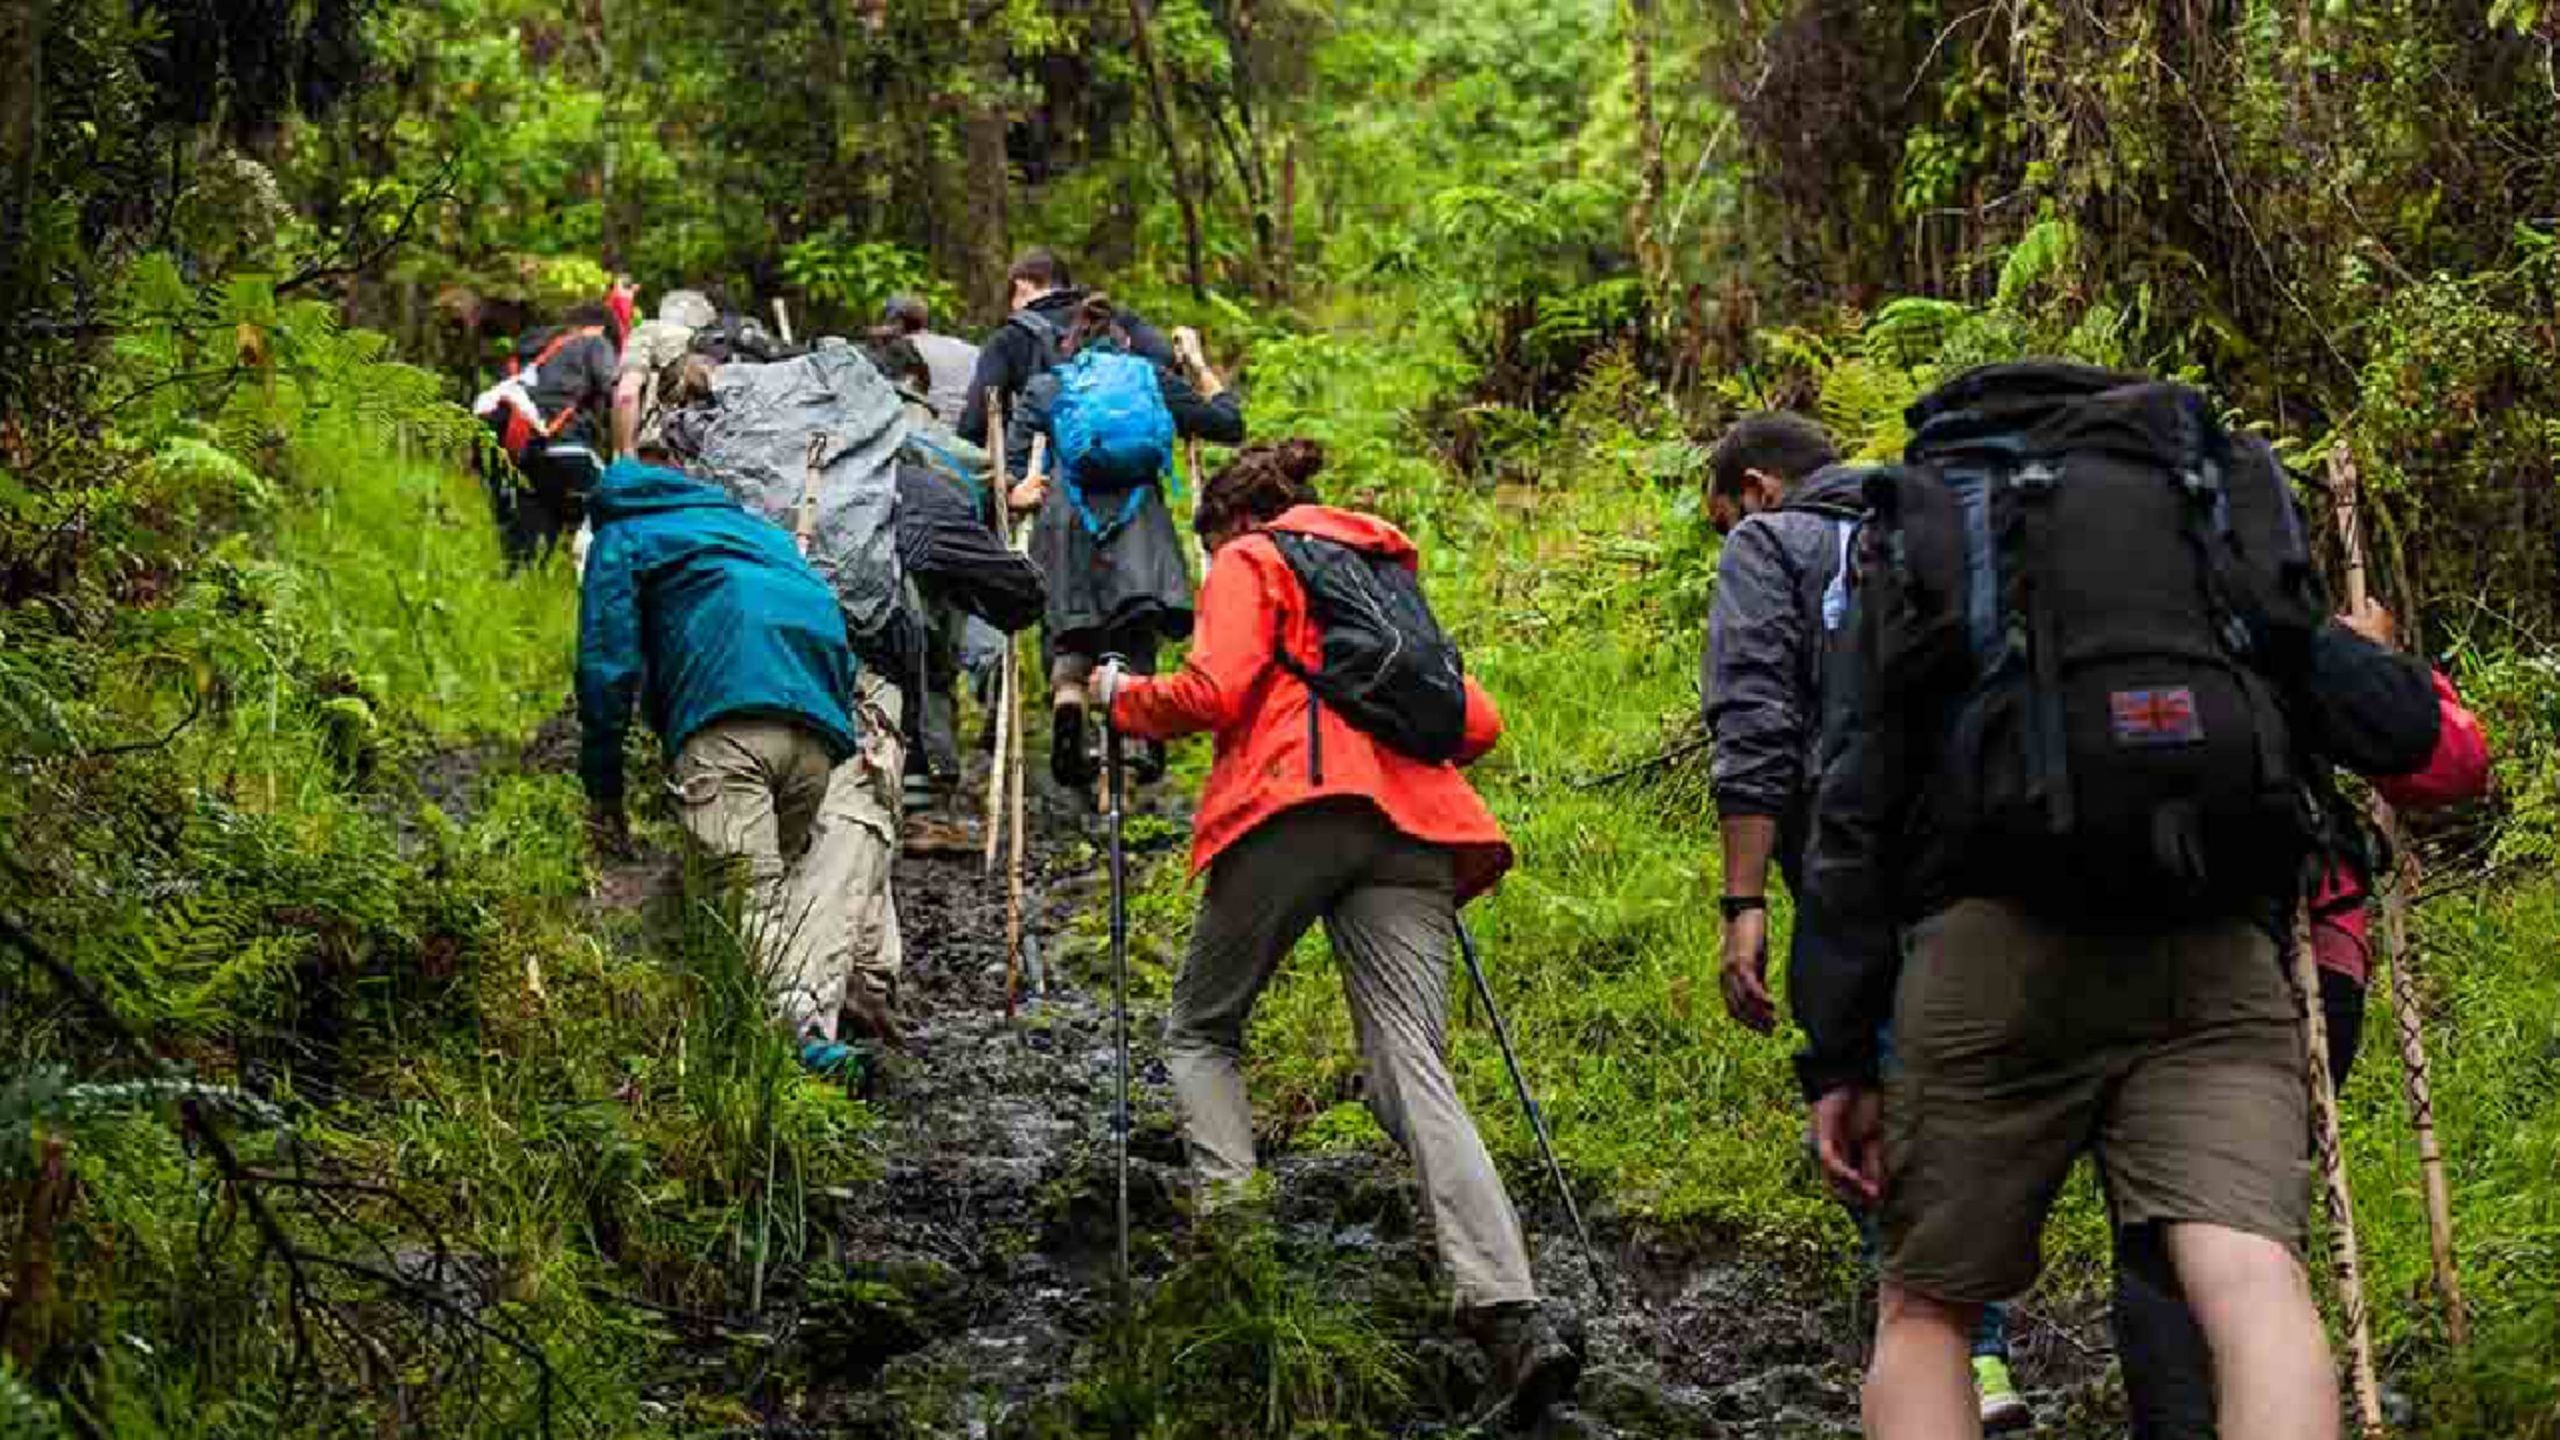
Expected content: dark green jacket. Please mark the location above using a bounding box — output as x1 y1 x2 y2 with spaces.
577 459 860 801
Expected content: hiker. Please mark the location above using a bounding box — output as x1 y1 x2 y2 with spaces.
613 288 718 458
2111 596 2490 1440
1004 295 1242 787
662 340 935 1044
870 327 1049 819
574 456 878 1074
882 294 979 429
955 246 1176 443
1095 439 1583 1428
1701 412 2033 1434
869 331 1048 831
475 304 618 567
1796 363 2449 1440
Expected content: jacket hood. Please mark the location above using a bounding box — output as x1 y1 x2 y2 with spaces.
1788 463 1883 516
588 459 743 524
1263 504 1419 564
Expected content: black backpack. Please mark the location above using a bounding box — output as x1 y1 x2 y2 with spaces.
689 312 790 365
1267 530 1469 772
1855 361 2326 924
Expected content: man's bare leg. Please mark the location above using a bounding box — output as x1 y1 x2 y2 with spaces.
2166 1221 2340 1440
1865 1282 1983 1440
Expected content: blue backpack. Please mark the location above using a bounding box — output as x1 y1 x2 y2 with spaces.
1050 348 1176 539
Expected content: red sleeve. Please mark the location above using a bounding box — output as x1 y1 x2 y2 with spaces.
2375 670 2490 812
1110 539 1279 741
1454 677 1503 766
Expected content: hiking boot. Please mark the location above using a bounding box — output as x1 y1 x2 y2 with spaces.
842 984 906 1051
1050 701 1096 787
1131 738 1168 784
1461 1302 1582 1430
1974 1355 2034 1434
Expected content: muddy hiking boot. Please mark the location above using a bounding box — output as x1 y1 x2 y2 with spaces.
1050 700 1096 787
842 983 906 1051
1461 1302 1582 1430
1130 737 1168 784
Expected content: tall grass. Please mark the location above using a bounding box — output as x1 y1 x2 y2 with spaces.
2 418 869 1436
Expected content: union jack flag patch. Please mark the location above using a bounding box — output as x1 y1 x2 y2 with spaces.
2110 687 2204 746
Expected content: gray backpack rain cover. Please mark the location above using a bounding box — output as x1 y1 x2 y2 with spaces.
690 342 909 649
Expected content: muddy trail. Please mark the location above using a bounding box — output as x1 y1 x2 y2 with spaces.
534 721 2125 1439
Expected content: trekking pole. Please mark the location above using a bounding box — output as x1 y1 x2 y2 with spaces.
2292 906 2388 1437
1454 920 1611 1305
982 399 1012 878
1001 435 1046 1022
2329 442 2468 1345
1102 657 1135 1314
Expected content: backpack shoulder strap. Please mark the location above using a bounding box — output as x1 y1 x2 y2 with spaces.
1261 529 1329 782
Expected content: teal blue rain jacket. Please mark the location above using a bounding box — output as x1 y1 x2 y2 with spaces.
577 459 861 801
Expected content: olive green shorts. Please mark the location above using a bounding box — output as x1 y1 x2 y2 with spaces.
1880 898 2311 1303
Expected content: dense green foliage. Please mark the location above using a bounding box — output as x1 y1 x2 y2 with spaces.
7 0 2560 1434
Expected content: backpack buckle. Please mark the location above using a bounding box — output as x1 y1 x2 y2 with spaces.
2011 461 2060 496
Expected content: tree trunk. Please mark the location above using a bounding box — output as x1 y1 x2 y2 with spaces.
1624 0 1668 300
1277 131 1296 301
1126 0 1207 300
1209 0 1280 297
963 28 1013 322
1 0 50 262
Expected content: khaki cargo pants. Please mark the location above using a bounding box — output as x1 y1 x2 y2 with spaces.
1165 798 1538 1312
671 670 905 1041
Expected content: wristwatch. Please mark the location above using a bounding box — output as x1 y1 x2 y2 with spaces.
1718 895 1768 921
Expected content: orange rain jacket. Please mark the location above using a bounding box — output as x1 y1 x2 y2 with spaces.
1108 504 1513 900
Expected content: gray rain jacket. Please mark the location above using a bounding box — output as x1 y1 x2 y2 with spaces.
1702 464 1875 826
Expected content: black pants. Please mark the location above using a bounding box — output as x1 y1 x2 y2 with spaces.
498 444 600 568
2112 967 2366 1439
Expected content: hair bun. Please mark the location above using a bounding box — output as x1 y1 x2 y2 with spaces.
1276 438 1325 482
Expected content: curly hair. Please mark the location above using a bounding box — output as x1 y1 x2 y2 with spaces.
1195 439 1326 539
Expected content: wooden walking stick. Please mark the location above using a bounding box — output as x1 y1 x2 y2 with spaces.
1000 435 1044 1020
1185 436 1211 578
983 400 1013 876
2328 442 2470 1345
2294 906 2389 1438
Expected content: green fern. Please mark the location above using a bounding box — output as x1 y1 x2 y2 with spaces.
1996 218 2079 310
0 1364 63 1440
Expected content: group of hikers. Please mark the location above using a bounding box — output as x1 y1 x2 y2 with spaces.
484 252 2490 1435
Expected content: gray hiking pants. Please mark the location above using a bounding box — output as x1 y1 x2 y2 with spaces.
671 671 904 1041
1165 799 1538 1311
